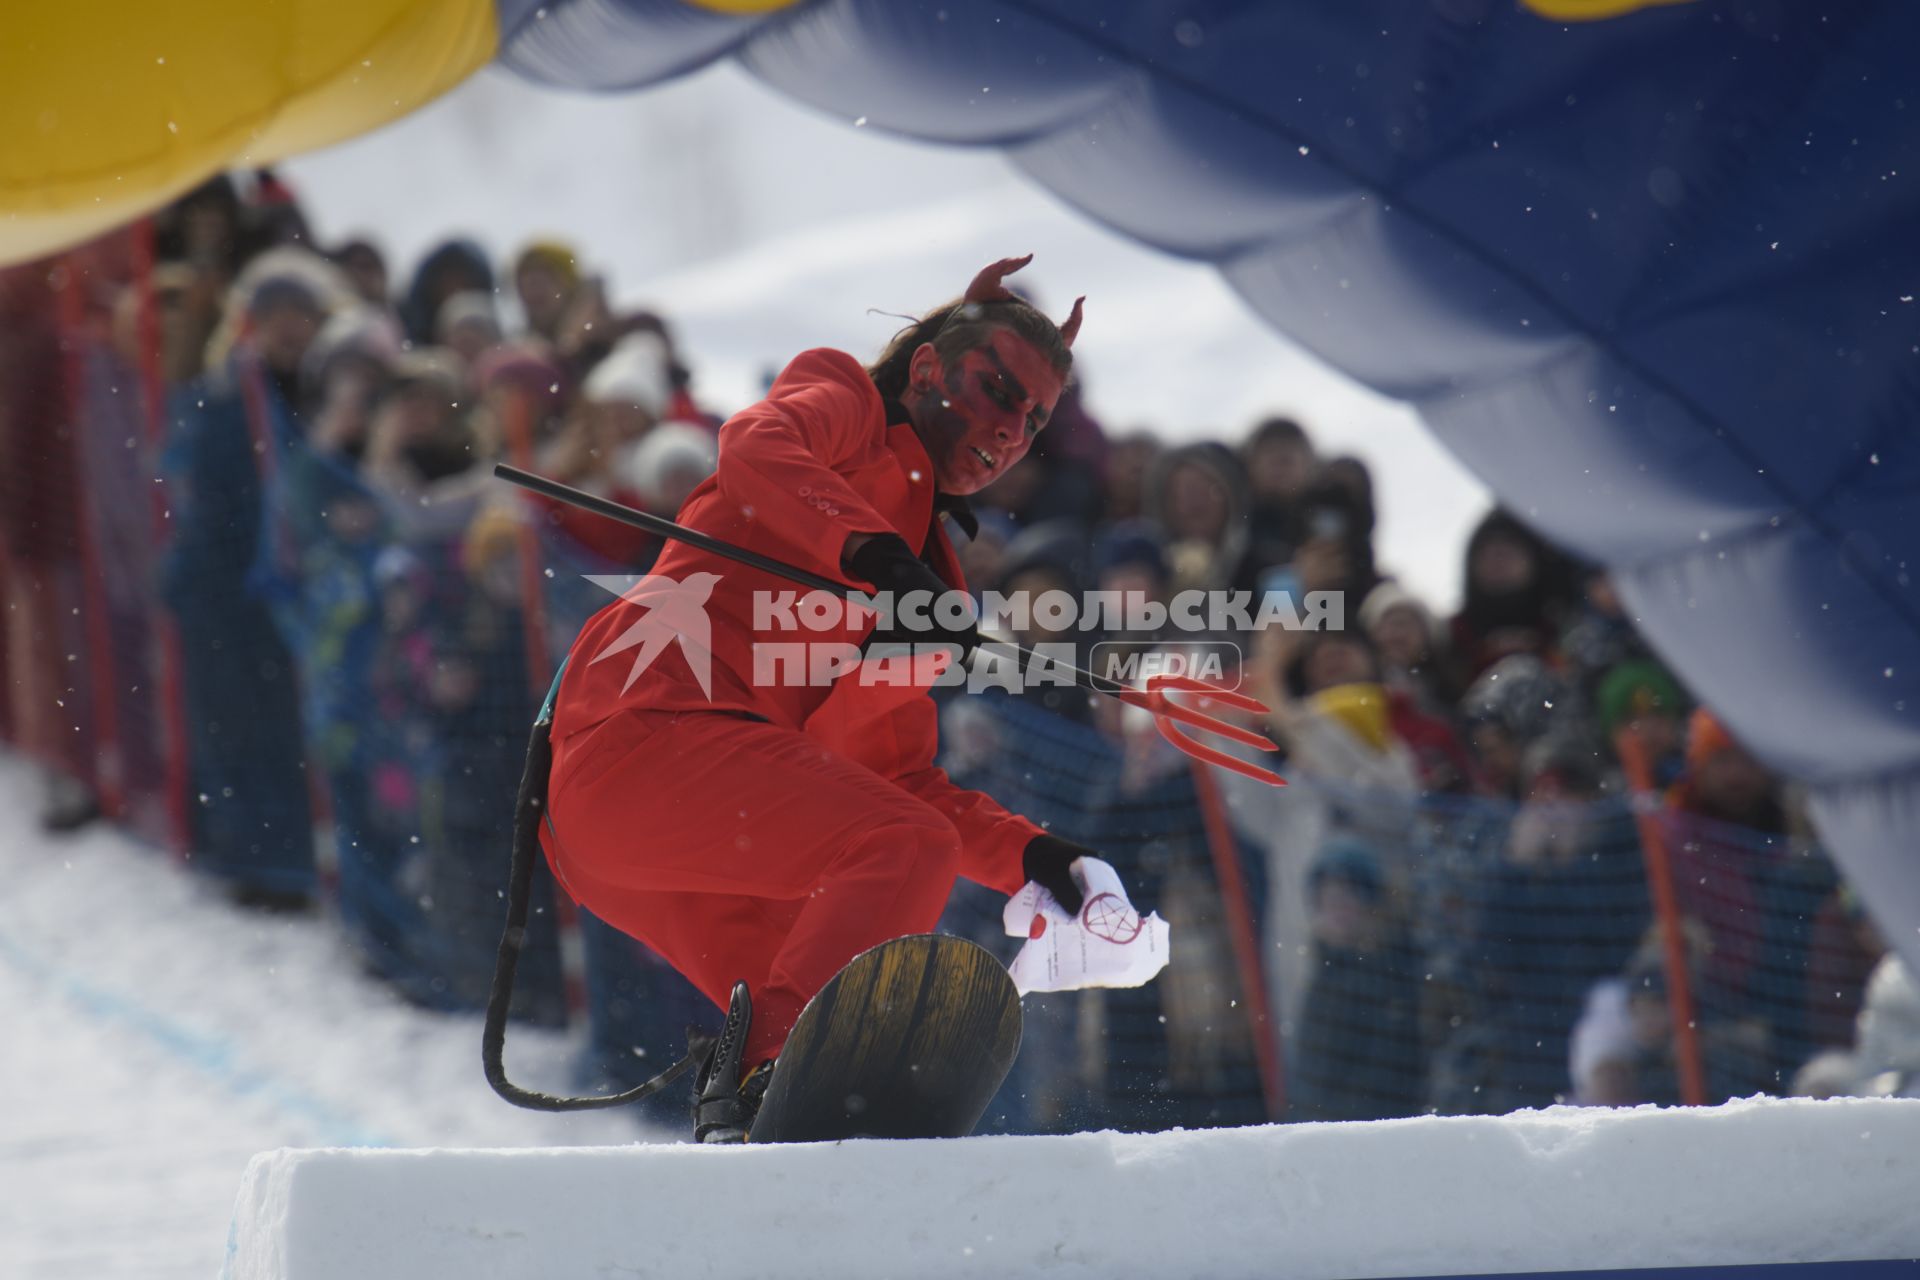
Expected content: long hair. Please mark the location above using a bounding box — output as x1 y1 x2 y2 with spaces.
867 296 1073 402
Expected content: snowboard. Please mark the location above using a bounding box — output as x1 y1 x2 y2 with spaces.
747 933 1021 1144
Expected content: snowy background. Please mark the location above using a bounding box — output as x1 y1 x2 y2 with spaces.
280 62 1491 611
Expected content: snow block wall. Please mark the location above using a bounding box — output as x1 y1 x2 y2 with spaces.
227 1097 1920 1280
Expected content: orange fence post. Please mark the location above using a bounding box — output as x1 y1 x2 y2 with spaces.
1613 725 1709 1106
1187 756 1288 1120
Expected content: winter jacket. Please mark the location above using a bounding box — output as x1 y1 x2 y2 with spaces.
548 348 1042 894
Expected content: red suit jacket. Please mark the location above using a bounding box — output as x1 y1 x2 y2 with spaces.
548 348 1040 895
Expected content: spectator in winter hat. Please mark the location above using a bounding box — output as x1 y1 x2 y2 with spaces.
1596 659 1687 786
471 341 570 461
435 290 504 370
1360 579 1458 710
1560 570 1652 695
304 309 404 466
616 310 714 426
619 422 718 519
513 240 580 343
583 330 673 444
1333 583 1470 792
205 245 353 401
1458 654 1571 800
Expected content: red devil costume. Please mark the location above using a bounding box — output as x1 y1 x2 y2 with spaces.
539 260 1090 1107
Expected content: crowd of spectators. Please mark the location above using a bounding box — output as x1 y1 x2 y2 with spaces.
3 168 1904 1132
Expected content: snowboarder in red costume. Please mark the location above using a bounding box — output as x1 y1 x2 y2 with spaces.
539 256 1097 1141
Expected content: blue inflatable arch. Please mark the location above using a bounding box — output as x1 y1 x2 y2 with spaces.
494 0 1920 969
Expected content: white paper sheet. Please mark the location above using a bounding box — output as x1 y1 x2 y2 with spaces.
1002 857 1170 996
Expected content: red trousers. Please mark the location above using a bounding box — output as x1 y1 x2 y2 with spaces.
542 708 966 1066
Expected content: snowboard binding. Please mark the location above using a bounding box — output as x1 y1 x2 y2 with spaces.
693 981 772 1143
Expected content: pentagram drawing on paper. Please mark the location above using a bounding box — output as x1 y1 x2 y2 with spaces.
1080 892 1143 945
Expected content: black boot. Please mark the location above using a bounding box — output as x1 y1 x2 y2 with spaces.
693 982 773 1143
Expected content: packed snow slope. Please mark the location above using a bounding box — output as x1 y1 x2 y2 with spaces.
231 1095 1920 1280
0 757 649 1280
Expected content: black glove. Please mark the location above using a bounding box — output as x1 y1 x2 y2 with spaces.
846 533 979 657
1022 833 1093 916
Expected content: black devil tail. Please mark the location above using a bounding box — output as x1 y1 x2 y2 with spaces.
483 663 713 1111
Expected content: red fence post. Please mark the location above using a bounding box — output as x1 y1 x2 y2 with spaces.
128 218 195 861
1188 757 1288 1121
52 251 127 820
1614 725 1709 1106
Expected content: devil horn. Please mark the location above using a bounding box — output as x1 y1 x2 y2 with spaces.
964 254 1033 305
1058 295 1085 348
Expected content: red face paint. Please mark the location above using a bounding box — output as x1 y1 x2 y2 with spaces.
912 328 1065 495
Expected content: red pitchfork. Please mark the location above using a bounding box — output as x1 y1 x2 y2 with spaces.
495 464 1285 786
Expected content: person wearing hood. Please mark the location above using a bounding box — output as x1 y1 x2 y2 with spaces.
401 239 494 348
1449 509 1580 683
1240 416 1317 571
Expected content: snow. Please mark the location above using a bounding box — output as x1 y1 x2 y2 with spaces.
0 757 650 1280
230 1096 1920 1280
6 755 1920 1280
279 64 1492 613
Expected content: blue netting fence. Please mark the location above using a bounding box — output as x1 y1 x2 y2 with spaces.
1 248 1882 1134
